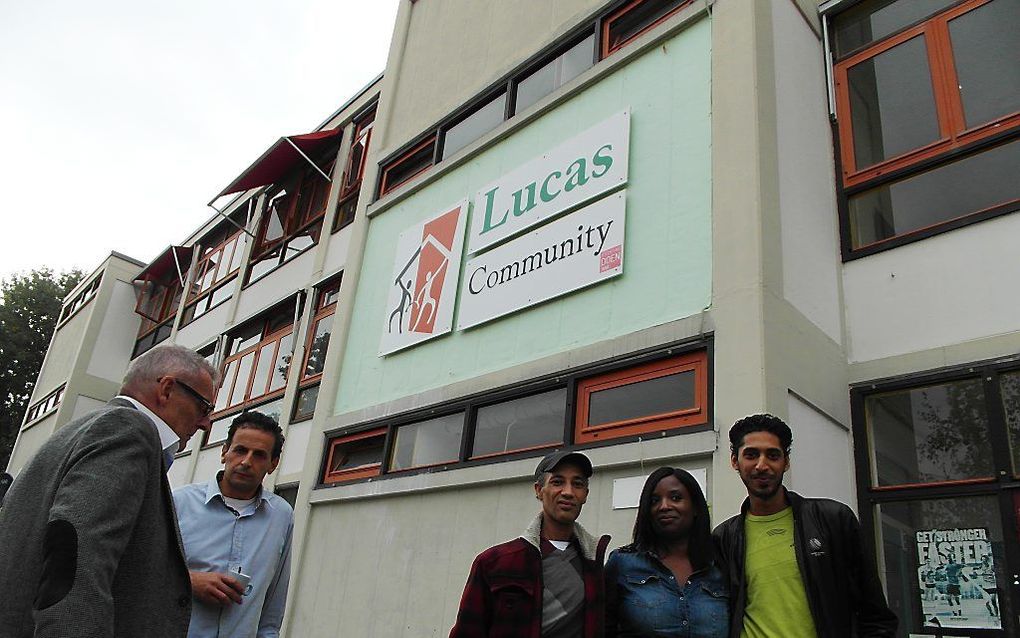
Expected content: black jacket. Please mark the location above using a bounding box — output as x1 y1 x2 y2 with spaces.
712 489 897 638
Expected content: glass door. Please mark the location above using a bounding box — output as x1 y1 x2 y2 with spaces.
853 363 1020 637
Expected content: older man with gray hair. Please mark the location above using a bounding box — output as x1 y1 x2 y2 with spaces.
0 344 219 638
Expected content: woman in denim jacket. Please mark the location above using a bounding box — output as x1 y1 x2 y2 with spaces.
605 467 729 638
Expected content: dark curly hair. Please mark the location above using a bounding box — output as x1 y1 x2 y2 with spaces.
728 413 792 458
631 467 714 571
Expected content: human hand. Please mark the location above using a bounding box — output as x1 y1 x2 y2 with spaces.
190 570 244 606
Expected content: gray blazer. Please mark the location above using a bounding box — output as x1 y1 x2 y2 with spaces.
0 399 191 638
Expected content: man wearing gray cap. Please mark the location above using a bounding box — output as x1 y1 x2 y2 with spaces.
450 450 610 638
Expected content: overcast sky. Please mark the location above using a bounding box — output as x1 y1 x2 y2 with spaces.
0 0 399 283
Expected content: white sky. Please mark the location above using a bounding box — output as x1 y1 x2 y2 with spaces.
0 0 399 282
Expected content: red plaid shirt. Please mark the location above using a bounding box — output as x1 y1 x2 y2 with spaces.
450 516 610 638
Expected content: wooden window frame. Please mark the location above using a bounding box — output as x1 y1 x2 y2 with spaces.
833 0 1019 189
212 309 295 418
333 108 376 232
323 427 387 484
23 384 66 427
188 229 244 302
377 135 436 197
601 0 692 59
300 277 341 386
320 344 711 487
387 412 466 473
58 275 102 326
574 350 708 444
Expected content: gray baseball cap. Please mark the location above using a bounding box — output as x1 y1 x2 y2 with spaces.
534 450 593 480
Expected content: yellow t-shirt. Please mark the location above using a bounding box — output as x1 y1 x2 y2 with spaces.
741 507 818 638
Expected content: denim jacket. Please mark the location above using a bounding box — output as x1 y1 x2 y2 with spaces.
605 546 729 638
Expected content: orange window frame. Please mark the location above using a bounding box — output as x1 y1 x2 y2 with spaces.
601 0 692 58
833 0 1020 188
575 350 708 444
323 427 387 484
214 323 294 417
378 135 436 196
189 230 243 301
341 110 375 198
300 279 341 384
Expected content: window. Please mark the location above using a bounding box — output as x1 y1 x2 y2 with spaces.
292 276 342 423
58 275 102 324
375 0 690 200
274 483 299 509
831 0 1020 253
247 144 338 283
205 397 285 448
514 35 594 115
471 388 566 458
441 92 507 160
390 412 465 471
851 360 1020 635
23 384 66 426
574 351 708 444
181 225 246 326
132 277 181 359
321 345 710 485
334 108 375 232
864 378 995 488
213 303 295 417
378 135 436 196
324 428 387 483
602 0 692 57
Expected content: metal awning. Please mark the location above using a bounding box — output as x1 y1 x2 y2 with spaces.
211 128 342 200
134 245 194 287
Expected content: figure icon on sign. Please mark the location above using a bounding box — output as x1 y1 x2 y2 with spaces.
412 269 438 331
389 278 414 334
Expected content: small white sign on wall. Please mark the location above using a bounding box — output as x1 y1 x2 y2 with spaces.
612 468 708 510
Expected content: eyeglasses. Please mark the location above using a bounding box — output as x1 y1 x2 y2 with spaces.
163 377 215 416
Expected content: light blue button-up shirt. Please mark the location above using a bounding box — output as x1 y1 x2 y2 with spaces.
173 474 294 638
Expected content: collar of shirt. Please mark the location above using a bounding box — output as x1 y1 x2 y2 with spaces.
115 395 180 460
540 535 578 557
204 471 274 516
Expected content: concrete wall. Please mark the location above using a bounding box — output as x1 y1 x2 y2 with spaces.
335 20 713 415
290 433 718 637
380 0 604 152
85 280 142 381
843 213 1020 364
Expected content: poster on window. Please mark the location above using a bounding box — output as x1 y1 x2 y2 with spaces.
916 527 1000 630
379 199 468 356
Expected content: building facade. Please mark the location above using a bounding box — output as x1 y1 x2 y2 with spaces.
10 0 1019 636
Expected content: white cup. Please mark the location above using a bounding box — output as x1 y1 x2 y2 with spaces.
232 571 252 596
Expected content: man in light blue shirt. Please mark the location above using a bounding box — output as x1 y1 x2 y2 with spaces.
173 411 294 638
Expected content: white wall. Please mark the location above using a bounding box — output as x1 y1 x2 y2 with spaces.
843 214 1020 362
320 228 353 280
785 392 855 510
278 419 312 477
86 281 141 381
234 250 315 322
175 302 231 350
772 0 842 343
71 395 107 421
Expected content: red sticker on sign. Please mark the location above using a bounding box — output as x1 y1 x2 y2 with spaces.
600 245 621 272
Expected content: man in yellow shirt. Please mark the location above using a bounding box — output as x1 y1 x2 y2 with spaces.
713 414 897 637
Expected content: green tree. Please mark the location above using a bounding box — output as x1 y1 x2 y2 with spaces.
0 268 84 471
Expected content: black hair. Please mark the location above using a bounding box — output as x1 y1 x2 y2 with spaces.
728 413 792 457
225 411 285 459
631 467 714 570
